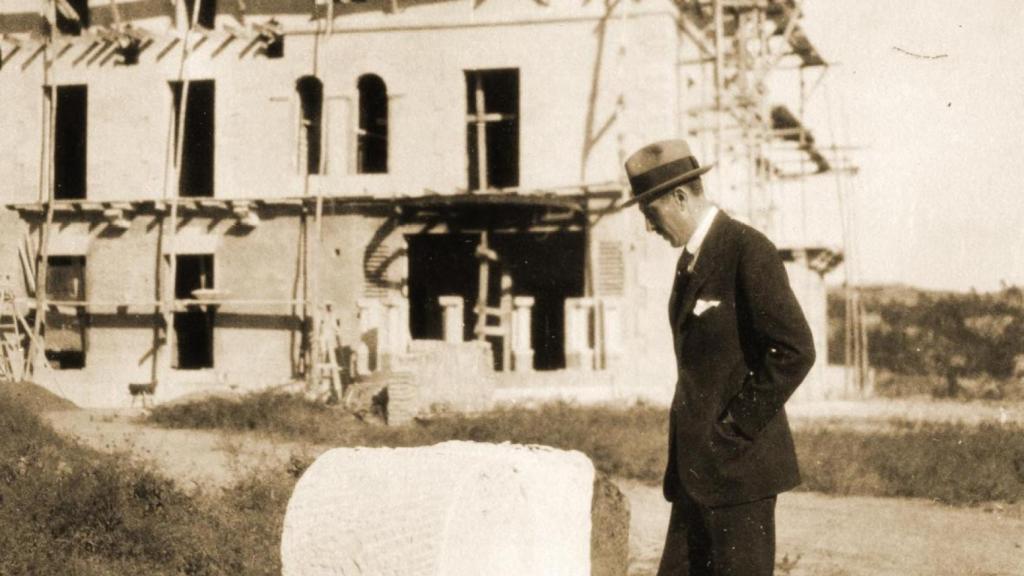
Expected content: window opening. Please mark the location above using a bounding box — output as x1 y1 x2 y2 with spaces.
44 256 87 369
171 80 215 198
174 254 215 369
56 0 89 35
465 69 519 190
50 85 88 200
184 0 216 29
357 74 388 174
296 76 324 175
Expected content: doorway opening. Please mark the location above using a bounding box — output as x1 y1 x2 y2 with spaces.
406 231 584 370
407 234 479 342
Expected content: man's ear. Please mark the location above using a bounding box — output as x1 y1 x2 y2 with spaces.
672 187 688 208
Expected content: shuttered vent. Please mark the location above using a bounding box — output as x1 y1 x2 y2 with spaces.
597 241 625 296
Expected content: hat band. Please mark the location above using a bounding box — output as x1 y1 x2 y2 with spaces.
629 156 700 197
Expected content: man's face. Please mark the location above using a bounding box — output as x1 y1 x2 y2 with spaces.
640 191 693 248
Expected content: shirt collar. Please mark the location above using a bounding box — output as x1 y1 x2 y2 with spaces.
685 205 718 257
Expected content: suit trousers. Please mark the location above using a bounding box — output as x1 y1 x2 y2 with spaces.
656 490 777 576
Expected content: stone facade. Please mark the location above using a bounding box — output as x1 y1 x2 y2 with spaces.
0 0 845 407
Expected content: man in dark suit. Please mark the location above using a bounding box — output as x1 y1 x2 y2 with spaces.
620 140 816 576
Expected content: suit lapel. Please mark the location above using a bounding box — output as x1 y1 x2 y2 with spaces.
674 212 730 331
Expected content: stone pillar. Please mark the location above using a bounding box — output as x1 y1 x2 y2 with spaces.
510 296 535 372
564 298 595 370
356 299 382 374
381 296 410 370
599 298 624 372
439 295 465 343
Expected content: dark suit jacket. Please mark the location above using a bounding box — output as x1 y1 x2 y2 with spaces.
664 211 815 507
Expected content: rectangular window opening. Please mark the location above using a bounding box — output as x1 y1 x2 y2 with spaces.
49 85 88 201
44 256 87 370
174 254 215 370
56 0 90 35
465 69 519 191
297 76 323 175
184 0 216 29
171 80 215 198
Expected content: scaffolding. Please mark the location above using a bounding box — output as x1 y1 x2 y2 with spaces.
6 0 869 396
675 0 870 394
14 0 331 393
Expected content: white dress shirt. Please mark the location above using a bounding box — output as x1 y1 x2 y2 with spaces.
684 206 719 272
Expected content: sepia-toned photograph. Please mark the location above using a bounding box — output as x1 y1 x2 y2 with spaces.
1 0 1022 574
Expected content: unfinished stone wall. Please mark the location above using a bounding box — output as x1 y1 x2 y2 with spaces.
281 441 628 576
346 340 496 425
398 340 495 412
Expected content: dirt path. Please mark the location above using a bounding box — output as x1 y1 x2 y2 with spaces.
45 409 1024 576
43 409 326 492
623 480 1024 576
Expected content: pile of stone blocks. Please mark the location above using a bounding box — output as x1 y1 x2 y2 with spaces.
281 441 629 575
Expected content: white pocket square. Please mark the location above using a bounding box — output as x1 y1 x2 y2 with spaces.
693 299 720 316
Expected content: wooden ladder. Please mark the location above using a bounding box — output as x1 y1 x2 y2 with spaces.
0 286 31 382
473 231 514 370
313 303 345 403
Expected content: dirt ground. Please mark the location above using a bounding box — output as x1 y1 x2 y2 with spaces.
43 408 1024 576
623 480 1024 576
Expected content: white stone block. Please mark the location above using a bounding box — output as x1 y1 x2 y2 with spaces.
281 441 595 576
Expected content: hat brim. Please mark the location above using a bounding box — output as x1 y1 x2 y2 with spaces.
617 164 714 210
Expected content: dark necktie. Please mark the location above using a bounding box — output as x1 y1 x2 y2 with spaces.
669 250 694 323
678 249 694 278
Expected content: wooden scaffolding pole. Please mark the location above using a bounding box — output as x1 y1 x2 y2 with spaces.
306 0 334 390
28 0 61 376
158 0 205 386
711 0 725 202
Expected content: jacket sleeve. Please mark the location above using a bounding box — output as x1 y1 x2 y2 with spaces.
725 231 816 439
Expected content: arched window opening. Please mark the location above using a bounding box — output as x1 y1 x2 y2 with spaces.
296 76 324 175
357 74 388 174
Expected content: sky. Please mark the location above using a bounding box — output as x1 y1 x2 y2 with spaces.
788 1 1024 292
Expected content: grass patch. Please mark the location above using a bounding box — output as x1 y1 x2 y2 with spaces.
151 393 668 481
0 381 78 412
796 420 1024 504
0 388 292 575
152 391 1024 506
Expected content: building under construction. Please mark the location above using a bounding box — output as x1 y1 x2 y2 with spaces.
0 0 869 408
